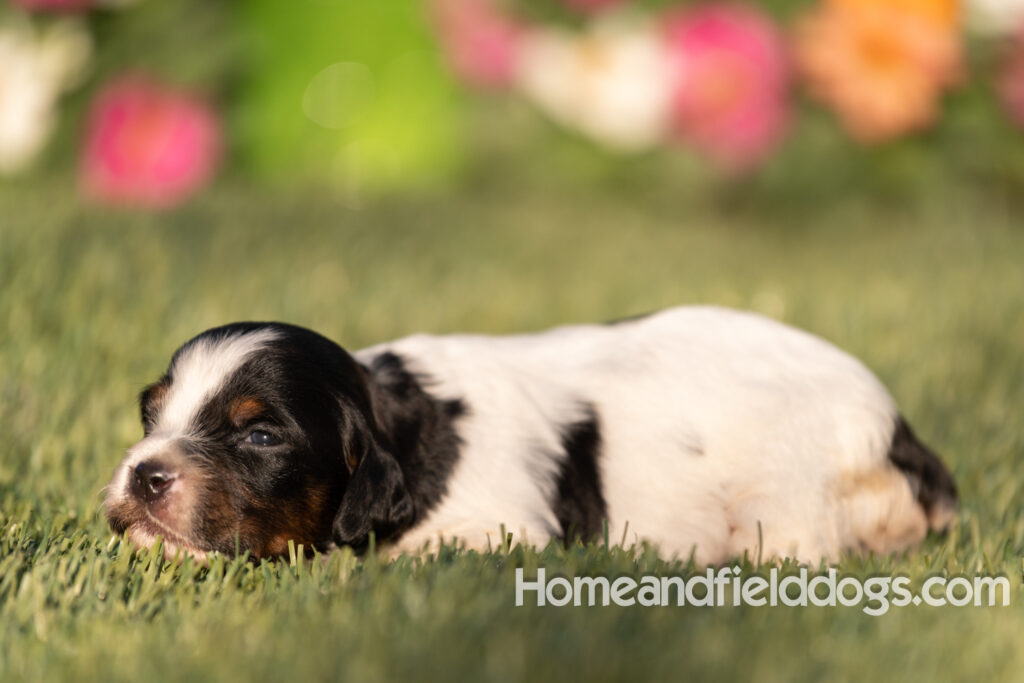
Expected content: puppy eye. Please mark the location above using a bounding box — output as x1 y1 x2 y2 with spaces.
246 430 281 447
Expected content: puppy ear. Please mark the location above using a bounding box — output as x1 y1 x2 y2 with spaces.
331 437 414 552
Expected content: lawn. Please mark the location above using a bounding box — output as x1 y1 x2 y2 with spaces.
1 176 1022 682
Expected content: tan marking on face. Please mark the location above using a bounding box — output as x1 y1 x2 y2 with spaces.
262 534 293 557
229 397 267 427
242 485 334 559
143 382 170 423
148 382 169 405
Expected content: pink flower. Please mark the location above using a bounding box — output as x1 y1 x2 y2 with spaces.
80 76 221 208
431 0 523 88
998 26 1024 129
10 0 95 11
662 4 790 171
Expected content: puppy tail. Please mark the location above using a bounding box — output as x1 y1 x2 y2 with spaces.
887 416 958 531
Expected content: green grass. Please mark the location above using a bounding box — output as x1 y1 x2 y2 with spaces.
1 178 1023 682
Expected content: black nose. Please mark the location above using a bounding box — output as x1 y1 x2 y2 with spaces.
131 461 177 502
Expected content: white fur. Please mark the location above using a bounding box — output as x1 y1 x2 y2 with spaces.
106 329 278 507
357 306 922 563
158 329 279 435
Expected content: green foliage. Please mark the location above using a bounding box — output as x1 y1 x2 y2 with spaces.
1 179 1024 681
85 0 241 88
231 0 463 195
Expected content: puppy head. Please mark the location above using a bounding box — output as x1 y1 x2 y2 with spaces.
104 322 412 560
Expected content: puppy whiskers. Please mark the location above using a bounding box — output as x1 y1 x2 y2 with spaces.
144 509 203 550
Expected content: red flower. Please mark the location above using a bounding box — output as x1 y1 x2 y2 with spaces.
431 0 524 89
663 4 790 171
80 76 222 208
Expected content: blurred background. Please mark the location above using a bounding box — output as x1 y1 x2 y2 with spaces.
2 0 1024 205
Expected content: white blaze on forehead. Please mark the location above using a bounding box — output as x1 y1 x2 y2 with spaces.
156 328 280 435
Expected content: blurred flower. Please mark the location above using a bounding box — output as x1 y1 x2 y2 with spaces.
662 4 790 171
998 26 1024 128
968 0 1024 34
794 0 962 142
0 16 91 175
80 76 221 208
517 15 674 150
431 0 523 88
885 0 960 27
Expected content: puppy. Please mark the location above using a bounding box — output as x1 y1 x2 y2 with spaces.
104 306 957 563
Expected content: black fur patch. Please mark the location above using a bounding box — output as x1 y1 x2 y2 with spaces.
551 405 608 543
887 415 958 523
357 352 465 539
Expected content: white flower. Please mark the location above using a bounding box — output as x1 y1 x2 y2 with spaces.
0 15 92 175
516 15 674 151
967 0 1024 34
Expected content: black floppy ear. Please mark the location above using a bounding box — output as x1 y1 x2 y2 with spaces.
331 438 414 552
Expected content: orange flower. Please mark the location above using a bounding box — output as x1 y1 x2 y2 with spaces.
833 0 960 29
794 0 962 142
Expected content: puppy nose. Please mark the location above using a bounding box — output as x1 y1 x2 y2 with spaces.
131 461 177 502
